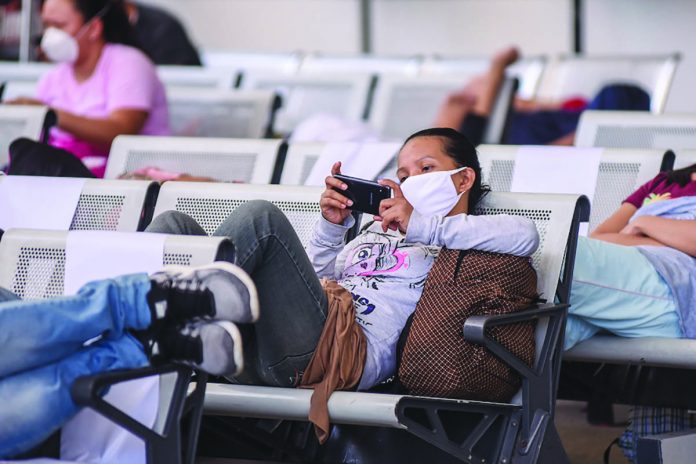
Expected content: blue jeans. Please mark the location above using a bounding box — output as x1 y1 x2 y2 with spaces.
0 274 152 458
146 200 328 387
566 237 682 350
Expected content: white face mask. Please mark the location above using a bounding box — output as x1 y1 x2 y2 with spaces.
400 167 467 217
41 27 80 64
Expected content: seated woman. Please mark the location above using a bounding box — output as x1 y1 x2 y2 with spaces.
8 0 169 178
565 163 696 463
435 47 651 146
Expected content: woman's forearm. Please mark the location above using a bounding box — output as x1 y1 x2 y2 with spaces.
55 109 148 145
590 232 664 247
634 217 696 257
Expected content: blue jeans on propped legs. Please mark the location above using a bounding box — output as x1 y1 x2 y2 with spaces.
0 273 153 459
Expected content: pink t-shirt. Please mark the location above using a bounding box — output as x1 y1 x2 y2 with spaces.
37 43 170 177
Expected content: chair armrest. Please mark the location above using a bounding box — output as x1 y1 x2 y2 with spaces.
463 303 568 379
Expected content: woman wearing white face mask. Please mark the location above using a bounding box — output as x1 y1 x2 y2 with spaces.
8 0 168 178
145 128 539 406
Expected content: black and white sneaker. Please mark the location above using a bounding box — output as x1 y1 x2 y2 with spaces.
153 320 244 376
149 262 259 325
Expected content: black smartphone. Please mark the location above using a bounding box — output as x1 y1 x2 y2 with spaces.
333 174 391 216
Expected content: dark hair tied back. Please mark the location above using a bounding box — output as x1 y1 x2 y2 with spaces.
664 162 696 187
73 0 142 51
402 128 491 212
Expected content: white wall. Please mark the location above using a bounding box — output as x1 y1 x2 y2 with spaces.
140 0 362 53
584 0 696 112
371 0 572 55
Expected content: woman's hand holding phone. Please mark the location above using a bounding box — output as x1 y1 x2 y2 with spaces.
320 161 354 225
375 179 413 234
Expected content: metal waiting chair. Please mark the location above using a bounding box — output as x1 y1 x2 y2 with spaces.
240 72 373 135
166 88 280 139
157 65 237 90
105 136 285 184
0 105 55 167
575 110 696 150
536 54 680 114
476 144 673 230
0 176 159 232
674 149 696 170
200 190 588 464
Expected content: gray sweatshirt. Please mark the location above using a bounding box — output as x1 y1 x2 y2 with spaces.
307 209 540 390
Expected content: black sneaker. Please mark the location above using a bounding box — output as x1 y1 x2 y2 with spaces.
153 320 244 376
148 262 259 325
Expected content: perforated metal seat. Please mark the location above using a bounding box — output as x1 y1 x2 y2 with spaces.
575 111 696 151
105 136 284 183
153 183 325 248
166 88 279 139
157 65 237 90
1 80 39 102
0 229 233 300
536 54 680 113
0 105 55 167
300 54 422 75
280 141 401 185
477 145 672 230
201 50 302 73
240 72 373 135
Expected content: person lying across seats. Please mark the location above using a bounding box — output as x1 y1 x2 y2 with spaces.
0 262 258 459
564 162 696 463
434 47 651 146
7 0 169 178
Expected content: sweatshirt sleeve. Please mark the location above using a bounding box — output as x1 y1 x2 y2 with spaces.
307 215 356 278
405 210 539 257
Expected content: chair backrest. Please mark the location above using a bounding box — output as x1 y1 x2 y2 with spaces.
0 62 52 84
280 141 401 185
201 50 302 74
575 111 696 150
1 80 39 102
482 77 518 144
674 149 696 170
420 55 546 100
0 176 159 232
157 65 237 90
368 74 476 140
0 105 54 167
0 229 233 300
301 54 421 75
536 54 680 113
241 72 373 135
166 88 279 139
105 135 283 184
477 145 671 231
153 183 324 248
475 192 587 304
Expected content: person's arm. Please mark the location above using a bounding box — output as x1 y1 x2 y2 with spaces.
624 216 696 257
406 210 540 257
53 108 148 145
588 202 664 246
307 215 354 278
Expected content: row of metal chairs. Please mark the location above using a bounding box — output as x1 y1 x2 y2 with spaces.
0 67 518 142
0 183 586 463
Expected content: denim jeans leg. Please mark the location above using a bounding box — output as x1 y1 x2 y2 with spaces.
145 210 208 236
0 333 148 459
0 273 152 377
214 200 327 387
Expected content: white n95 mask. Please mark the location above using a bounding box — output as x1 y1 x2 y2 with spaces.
400 167 466 217
41 27 79 64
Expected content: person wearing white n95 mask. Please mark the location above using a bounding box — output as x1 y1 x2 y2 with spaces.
399 166 468 218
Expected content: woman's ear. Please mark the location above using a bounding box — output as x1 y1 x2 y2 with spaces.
455 167 476 193
87 18 104 41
